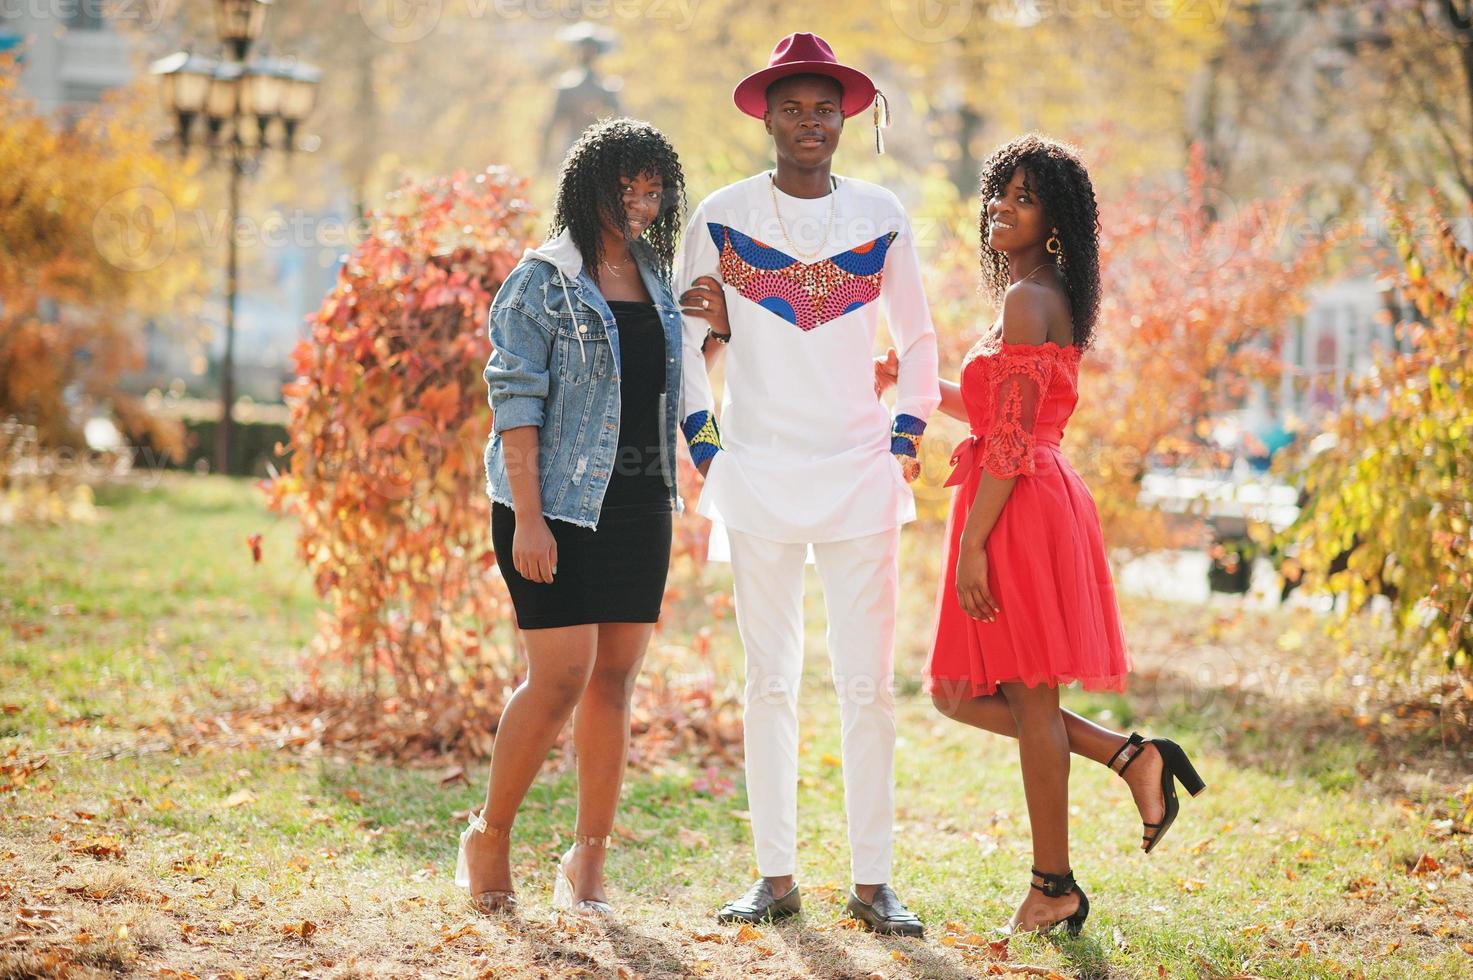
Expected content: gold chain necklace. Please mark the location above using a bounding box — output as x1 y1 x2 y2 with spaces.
768 171 837 261
980 262 1056 349
1016 261 1052 284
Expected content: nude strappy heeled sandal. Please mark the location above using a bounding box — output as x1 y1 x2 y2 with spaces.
551 833 613 916
454 810 517 914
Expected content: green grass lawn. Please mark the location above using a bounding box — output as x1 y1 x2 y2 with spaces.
2 473 1470 979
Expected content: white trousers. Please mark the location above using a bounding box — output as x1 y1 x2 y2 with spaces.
726 524 900 884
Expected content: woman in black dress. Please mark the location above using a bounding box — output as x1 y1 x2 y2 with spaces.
458 119 704 917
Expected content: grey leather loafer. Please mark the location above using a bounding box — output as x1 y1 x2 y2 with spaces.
845 883 924 937
716 879 802 924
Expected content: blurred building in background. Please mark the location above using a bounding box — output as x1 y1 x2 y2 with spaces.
1 4 133 119
1186 1 1460 472
1237 203 1469 472
1232 276 1393 471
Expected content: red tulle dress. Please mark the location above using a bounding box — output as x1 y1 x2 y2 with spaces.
923 331 1132 697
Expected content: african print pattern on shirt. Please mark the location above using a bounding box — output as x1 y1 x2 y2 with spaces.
681 410 723 467
707 223 897 331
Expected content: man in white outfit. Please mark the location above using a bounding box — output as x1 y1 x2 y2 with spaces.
676 32 940 934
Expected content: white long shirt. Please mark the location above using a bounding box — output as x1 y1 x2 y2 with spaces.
677 171 941 545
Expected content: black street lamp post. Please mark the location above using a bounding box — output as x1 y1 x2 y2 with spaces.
150 0 320 475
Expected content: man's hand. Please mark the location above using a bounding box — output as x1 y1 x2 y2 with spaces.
874 347 899 398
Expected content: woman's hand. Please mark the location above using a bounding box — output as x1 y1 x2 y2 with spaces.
873 347 899 398
681 275 731 340
955 535 998 621
512 515 558 584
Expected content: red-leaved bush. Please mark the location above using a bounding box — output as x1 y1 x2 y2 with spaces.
262 168 537 756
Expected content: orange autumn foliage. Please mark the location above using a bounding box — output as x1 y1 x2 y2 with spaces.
0 55 198 461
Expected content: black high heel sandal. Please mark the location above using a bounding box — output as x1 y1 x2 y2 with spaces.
1021 866 1089 936
1107 732 1207 854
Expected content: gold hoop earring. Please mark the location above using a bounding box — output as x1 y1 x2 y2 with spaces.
1046 232 1063 255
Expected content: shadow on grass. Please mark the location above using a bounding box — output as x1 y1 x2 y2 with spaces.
792 922 1109 980
603 921 699 978
1117 666 1471 802
887 938 985 980
1045 930 1110 980
900 658 1460 805
788 925 874 980
783 924 972 980
513 928 604 973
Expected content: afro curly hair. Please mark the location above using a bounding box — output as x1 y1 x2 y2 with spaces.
978 133 1102 350
549 117 687 284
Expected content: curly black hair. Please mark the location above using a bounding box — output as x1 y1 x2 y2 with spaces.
978 133 1102 350
549 117 686 284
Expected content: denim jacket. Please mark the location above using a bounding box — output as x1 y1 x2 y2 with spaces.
482 227 685 528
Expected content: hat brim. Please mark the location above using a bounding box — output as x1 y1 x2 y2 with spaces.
733 62 876 119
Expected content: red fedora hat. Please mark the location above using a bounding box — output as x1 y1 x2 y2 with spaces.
733 32 877 119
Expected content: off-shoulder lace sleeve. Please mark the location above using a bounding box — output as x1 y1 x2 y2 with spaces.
979 347 1054 479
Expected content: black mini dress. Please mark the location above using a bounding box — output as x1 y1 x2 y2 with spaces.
492 299 673 629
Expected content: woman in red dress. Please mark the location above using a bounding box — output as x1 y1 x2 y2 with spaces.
877 134 1205 937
